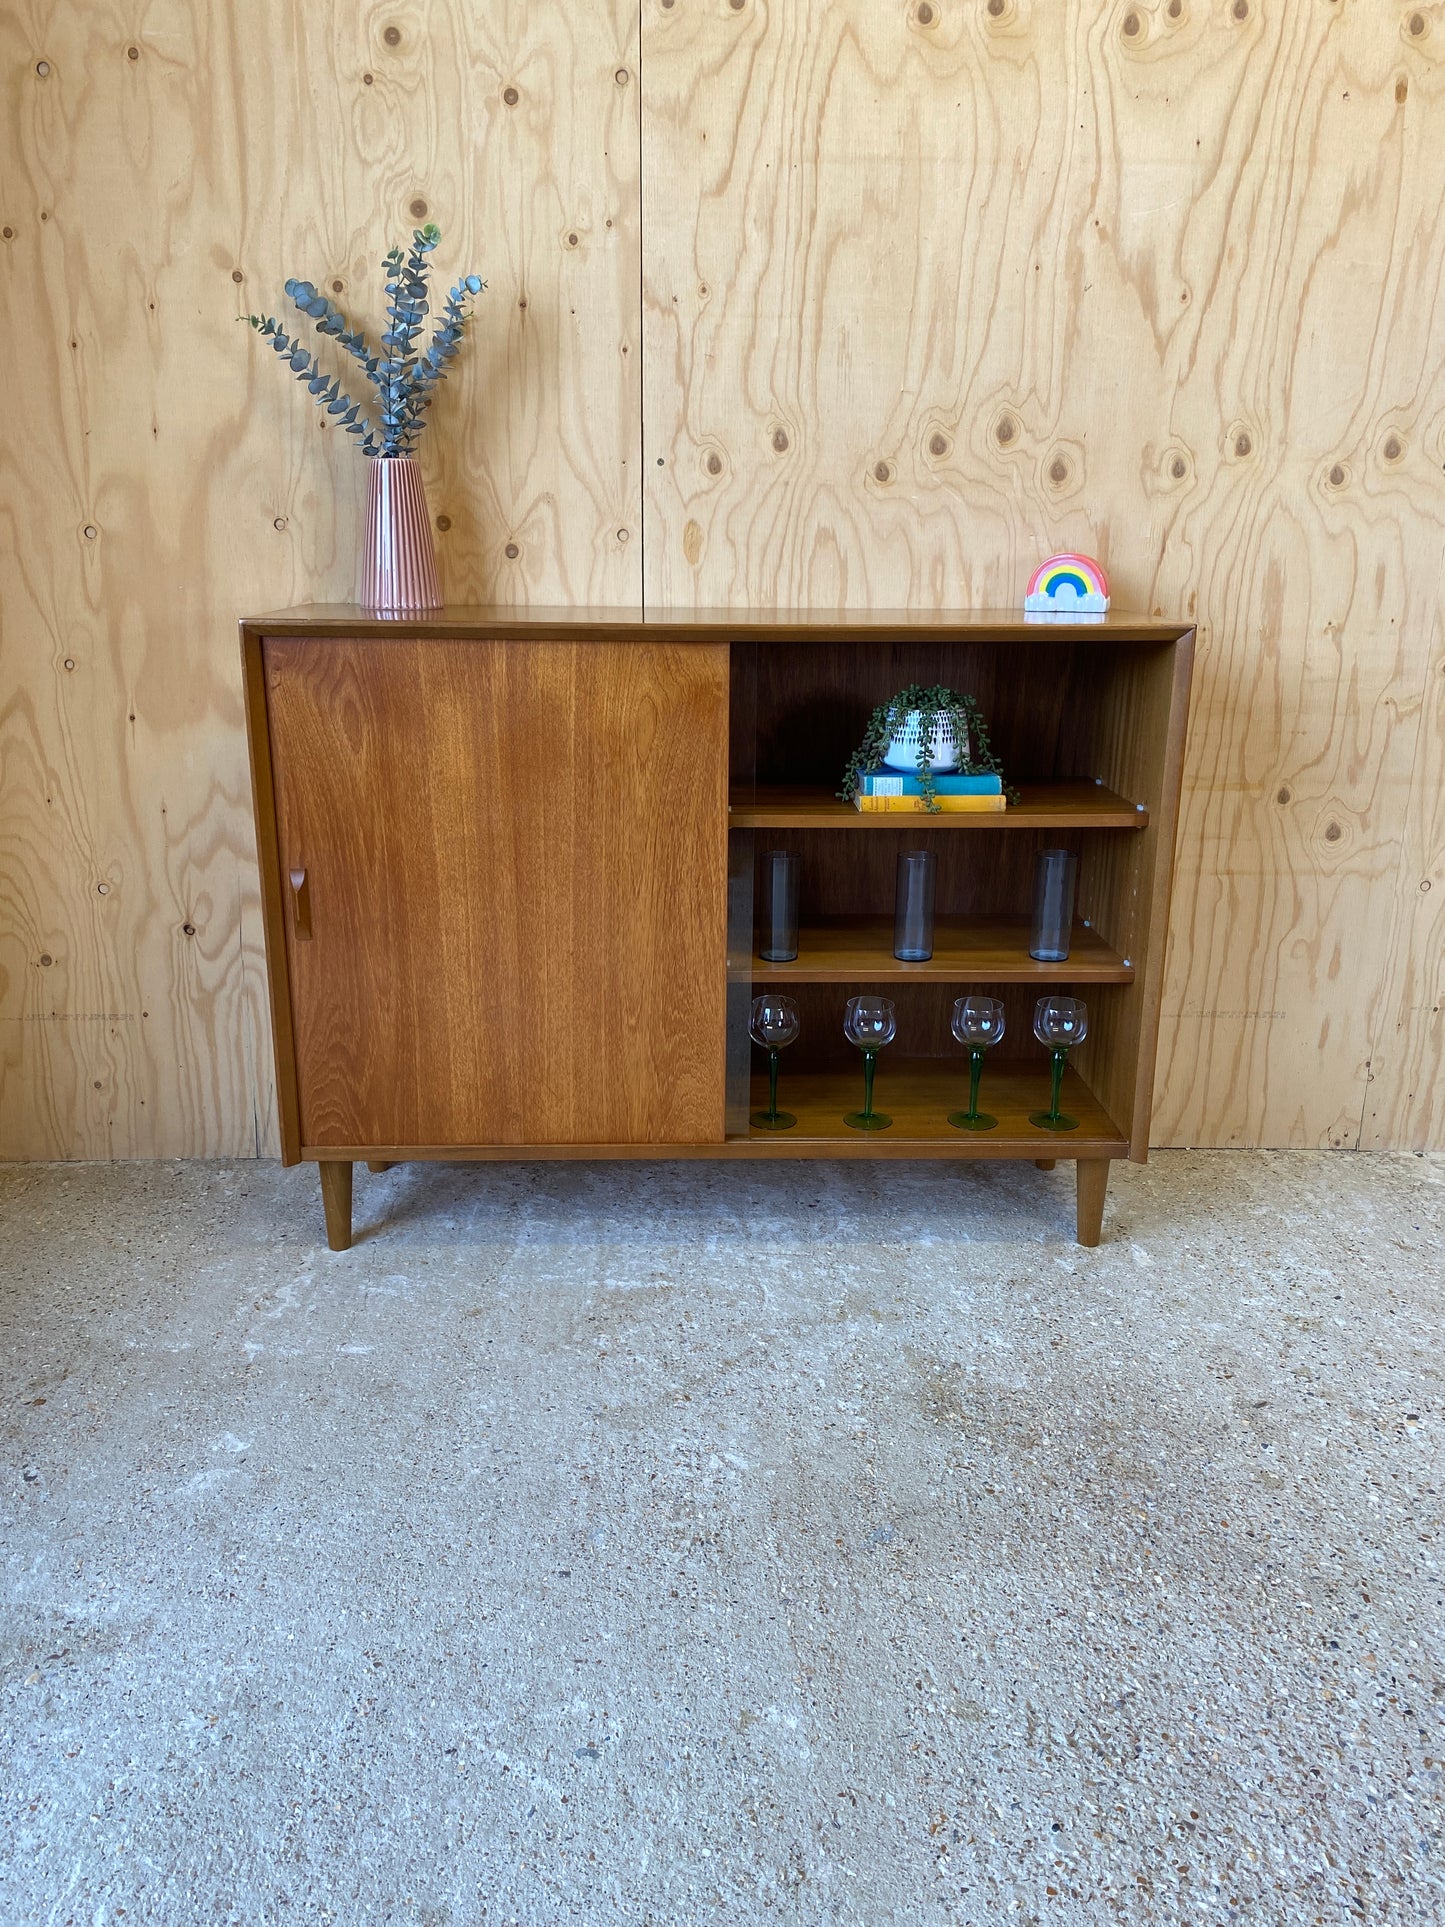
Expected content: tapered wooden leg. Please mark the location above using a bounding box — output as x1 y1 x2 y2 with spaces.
1075 1159 1109 1248
319 1160 354 1252
1034 1159 1057 1171
366 1161 395 1174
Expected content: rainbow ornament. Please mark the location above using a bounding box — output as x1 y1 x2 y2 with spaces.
1024 551 1110 617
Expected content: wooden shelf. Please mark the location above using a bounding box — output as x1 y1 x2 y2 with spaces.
747 915 1132 984
737 1057 1126 1156
248 604 1190 645
729 782 1147 829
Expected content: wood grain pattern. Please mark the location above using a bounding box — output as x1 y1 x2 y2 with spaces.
297 1059 1122 1162
642 0 1445 1150
318 1159 353 1252
745 1059 1123 1156
262 636 729 1146
1363 607 1445 1149
5 0 1443 1157
1060 637 1193 1156
730 785 1146 831
1075 1158 1110 1249
242 608 1179 1191
748 916 1132 986
0 0 639 1159
245 603 1183 643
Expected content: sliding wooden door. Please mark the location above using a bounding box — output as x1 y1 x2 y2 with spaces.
262 636 730 1149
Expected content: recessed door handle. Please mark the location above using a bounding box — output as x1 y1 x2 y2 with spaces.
288 867 312 940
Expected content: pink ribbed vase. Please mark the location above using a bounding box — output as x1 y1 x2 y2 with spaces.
360 456 442 613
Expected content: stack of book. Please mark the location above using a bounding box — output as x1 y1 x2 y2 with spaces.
853 771 1005 814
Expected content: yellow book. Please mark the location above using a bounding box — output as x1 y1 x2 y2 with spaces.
852 792 1007 814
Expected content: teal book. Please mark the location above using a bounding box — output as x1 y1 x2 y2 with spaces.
856 770 1002 796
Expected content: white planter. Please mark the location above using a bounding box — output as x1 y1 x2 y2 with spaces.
882 709 966 773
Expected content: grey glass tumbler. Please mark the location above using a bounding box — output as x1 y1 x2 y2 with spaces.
1030 847 1078 962
893 849 937 962
761 850 800 962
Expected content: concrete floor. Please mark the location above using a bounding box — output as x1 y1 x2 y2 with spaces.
1 1153 1442 1926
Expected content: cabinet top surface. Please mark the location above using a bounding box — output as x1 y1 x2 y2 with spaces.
242 603 1191 644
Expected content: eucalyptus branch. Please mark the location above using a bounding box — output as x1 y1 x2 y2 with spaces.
244 224 483 461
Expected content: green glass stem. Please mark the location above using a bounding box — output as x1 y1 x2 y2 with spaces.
966 1046 984 1123
1047 1046 1067 1125
767 1048 780 1125
862 1048 876 1122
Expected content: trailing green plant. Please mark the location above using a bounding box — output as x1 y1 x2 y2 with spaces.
838 684 1012 811
244 224 484 458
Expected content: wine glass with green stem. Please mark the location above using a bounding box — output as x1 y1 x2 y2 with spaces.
749 994 801 1130
1029 994 1088 1131
843 995 897 1131
948 994 1006 1130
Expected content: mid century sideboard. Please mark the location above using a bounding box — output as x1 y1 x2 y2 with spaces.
240 607 1192 1250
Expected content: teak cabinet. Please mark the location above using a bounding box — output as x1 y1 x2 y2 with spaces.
241 607 1193 1252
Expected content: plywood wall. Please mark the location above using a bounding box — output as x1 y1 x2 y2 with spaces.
3 0 1442 1158
641 0 1445 1152
0 0 641 1159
